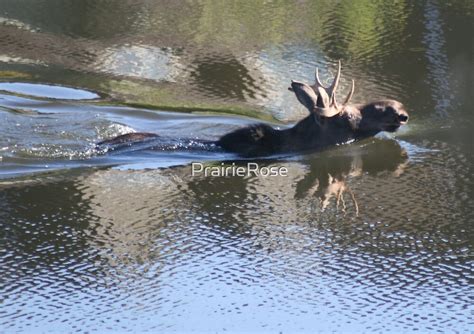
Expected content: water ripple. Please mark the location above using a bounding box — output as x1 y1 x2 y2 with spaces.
0 1 472 332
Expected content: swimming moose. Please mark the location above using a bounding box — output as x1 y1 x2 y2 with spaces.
99 61 409 157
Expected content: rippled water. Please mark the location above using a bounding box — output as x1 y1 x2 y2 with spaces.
0 1 473 332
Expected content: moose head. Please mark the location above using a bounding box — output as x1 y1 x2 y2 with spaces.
288 61 409 135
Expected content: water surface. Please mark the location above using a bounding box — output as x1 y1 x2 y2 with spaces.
0 1 472 332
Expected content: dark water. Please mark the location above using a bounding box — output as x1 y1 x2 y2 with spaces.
1 1 473 332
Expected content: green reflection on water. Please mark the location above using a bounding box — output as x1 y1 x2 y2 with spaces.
0 0 418 118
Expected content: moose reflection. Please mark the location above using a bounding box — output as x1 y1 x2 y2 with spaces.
180 138 409 221
293 139 409 215
99 62 408 158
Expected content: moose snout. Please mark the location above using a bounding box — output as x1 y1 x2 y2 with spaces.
398 114 408 123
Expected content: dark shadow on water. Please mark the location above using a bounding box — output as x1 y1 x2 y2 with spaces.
190 53 264 101
166 138 409 234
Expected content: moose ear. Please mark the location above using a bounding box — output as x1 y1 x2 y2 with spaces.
290 81 319 113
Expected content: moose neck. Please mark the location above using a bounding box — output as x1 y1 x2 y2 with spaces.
280 111 359 150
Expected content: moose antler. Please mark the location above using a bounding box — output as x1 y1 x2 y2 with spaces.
289 61 355 117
